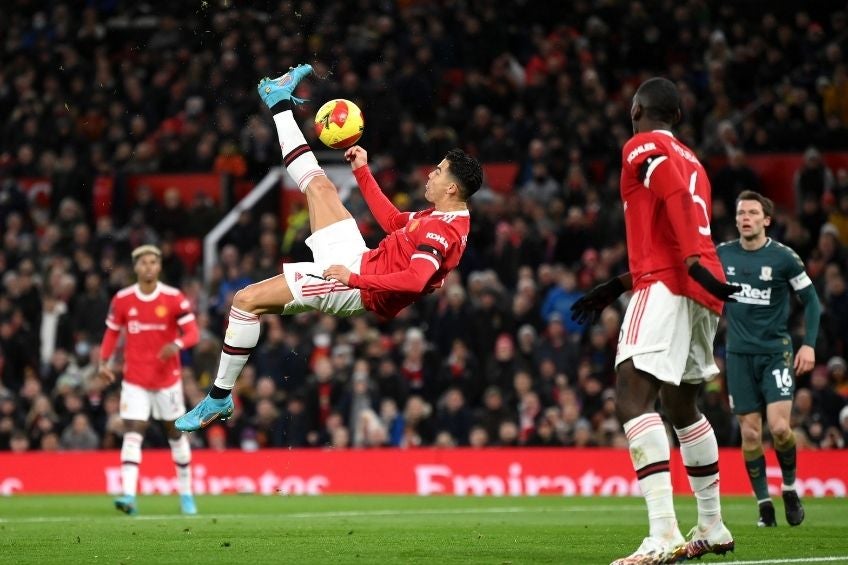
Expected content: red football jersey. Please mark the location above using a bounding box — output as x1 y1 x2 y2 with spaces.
105 283 195 389
350 166 470 319
620 130 725 314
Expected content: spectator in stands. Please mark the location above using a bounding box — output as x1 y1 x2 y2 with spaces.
712 149 761 212
795 147 835 204
541 268 585 335
401 395 435 447
60 413 100 450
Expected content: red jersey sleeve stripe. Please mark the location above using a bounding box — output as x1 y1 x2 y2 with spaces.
177 313 196 325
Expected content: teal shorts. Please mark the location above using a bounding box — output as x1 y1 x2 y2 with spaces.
726 351 795 415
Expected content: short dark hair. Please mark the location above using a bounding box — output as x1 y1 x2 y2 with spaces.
445 148 482 201
636 77 681 124
736 190 774 219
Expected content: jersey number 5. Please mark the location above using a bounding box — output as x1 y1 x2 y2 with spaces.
689 171 711 236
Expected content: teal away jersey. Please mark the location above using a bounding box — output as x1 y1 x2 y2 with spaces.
716 238 812 354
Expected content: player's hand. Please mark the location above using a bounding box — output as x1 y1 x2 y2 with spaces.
158 342 180 361
794 345 815 375
570 277 626 325
322 265 352 286
344 145 368 171
687 261 738 301
97 363 117 384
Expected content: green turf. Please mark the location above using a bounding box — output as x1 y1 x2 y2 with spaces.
0 495 846 564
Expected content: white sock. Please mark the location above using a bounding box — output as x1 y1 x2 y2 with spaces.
169 435 193 496
624 413 678 539
213 306 261 391
675 415 722 527
120 431 143 497
273 111 324 192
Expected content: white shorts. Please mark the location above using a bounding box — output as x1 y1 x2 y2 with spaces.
120 380 185 421
282 218 368 317
614 281 719 385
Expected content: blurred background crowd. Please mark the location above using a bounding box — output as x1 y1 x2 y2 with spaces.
1 0 848 454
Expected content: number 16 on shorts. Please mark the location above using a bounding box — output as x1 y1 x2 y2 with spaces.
772 366 793 397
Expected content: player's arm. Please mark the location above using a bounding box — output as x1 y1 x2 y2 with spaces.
632 147 735 300
160 296 200 360
788 259 821 375
346 145 411 232
569 273 632 324
325 226 453 293
98 297 123 383
343 254 438 293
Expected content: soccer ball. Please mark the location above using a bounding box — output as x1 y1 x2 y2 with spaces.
314 99 364 149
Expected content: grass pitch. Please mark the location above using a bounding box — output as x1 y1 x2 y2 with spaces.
1 495 846 564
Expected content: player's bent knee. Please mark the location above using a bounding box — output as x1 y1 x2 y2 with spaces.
306 176 337 197
769 421 792 442
233 286 260 313
740 425 761 445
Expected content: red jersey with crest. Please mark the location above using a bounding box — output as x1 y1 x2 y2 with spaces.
620 130 725 314
104 283 196 389
349 166 470 319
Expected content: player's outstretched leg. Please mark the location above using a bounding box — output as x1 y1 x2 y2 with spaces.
178 66 316 433
259 65 351 233
176 274 295 432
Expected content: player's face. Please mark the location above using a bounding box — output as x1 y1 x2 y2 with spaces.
424 158 455 203
134 253 162 283
736 199 770 240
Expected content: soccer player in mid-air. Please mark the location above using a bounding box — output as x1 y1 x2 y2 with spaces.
571 77 737 565
98 245 200 516
717 190 820 527
176 65 481 432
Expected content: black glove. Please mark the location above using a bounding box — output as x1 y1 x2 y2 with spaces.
688 262 738 301
570 277 626 325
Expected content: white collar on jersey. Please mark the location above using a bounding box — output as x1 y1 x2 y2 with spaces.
432 209 470 216
133 282 162 302
653 129 675 137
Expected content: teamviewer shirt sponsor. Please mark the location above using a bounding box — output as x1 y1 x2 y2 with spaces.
105 283 195 389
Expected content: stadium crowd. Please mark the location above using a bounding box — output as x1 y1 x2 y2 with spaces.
1 1 848 453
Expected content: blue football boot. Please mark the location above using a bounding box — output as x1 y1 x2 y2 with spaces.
257 64 313 108
175 394 234 432
114 494 138 516
180 494 198 515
